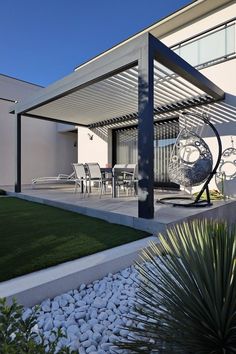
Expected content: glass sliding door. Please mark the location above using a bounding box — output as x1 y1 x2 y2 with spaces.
154 119 179 188
114 118 179 189
116 127 137 164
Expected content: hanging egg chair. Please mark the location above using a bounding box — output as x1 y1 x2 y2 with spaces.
169 128 213 187
157 112 222 207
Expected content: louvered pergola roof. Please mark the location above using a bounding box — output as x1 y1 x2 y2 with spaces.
11 33 225 219
10 33 224 126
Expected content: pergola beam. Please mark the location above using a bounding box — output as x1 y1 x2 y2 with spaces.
10 36 146 116
149 34 225 100
23 113 88 127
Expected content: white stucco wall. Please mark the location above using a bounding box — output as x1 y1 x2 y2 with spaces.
0 75 77 186
195 60 236 194
2 1 235 196
161 1 236 47
159 2 236 195
75 3 236 193
77 127 108 167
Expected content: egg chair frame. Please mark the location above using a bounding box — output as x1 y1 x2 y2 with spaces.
157 112 222 207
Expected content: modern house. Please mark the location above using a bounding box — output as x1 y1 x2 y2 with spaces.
0 74 77 186
1 0 235 219
75 0 236 192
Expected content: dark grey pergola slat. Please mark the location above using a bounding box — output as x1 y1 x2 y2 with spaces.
89 94 213 129
10 33 225 219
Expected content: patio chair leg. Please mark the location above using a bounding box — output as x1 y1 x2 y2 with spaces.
84 181 88 197
82 181 85 198
88 180 91 197
100 180 103 198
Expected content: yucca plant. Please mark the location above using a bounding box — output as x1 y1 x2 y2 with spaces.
118 219 236 353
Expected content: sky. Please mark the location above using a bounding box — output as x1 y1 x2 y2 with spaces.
0 0 192 87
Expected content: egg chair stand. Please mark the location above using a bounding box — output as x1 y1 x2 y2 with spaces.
157 112 222 207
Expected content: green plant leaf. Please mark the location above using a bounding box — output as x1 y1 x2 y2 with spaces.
117 219 236 354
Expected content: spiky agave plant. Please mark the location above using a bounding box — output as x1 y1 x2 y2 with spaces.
118 219 236 354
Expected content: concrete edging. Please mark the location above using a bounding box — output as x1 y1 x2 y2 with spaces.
0 236 157 307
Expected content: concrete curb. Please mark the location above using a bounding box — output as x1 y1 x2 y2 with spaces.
0 236 157 307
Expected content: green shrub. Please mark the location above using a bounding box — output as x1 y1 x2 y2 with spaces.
0 298 73 353
0 189 6 196
193 189 224 200
118 219 236 353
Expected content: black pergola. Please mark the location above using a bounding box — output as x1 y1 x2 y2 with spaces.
10 33 225 219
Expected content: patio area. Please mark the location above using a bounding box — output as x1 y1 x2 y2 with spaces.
10 32 227 220
6 184 236 234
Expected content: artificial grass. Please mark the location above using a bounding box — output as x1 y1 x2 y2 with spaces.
0 197 149 282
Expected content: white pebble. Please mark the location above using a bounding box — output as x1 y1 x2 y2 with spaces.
86 345 97 353
43 319 53 331
93 297 107 309
22 308 32 321
82 339 92 348
31 263 145 354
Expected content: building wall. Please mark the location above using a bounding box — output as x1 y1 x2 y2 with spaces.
77 127 108 166
160 1 236 47
84 2 236 194
2 1 235 196
159 1 236 194
0 75 77 186
196 60 236 194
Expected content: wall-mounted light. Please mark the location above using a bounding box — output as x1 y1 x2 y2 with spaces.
88 133 94 140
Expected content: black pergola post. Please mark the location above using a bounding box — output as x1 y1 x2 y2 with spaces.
138 35 154 219
15 113 21 193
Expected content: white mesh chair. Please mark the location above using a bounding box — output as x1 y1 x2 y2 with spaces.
112 164 128 197
122 164 138 196
85 163 112 197
72 163 88 196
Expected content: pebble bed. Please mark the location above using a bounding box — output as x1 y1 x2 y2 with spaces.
24 265 140 354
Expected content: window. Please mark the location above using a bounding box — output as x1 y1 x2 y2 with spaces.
172 20 236 69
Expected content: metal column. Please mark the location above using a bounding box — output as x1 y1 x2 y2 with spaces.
138 36 154 219
15 114 21 193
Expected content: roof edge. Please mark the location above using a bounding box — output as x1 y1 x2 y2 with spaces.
74 0 199 72
74 0 233 72
0 73 44 88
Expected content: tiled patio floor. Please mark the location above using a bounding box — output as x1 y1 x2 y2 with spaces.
5 184 236 234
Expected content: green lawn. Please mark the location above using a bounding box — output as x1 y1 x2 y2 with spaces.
0 197 149 282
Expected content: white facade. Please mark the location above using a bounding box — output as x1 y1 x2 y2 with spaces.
77 127 108 166
0 75 77 186
159 0 236 194
1 0 235 196
77 0 236 195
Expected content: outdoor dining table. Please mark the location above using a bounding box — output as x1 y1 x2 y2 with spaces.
82 166 136 197
109 165 137 198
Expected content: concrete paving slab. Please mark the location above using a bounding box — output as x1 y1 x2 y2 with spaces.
5 185 236 233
